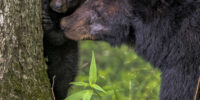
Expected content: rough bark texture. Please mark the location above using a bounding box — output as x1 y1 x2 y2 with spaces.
0 0 52 99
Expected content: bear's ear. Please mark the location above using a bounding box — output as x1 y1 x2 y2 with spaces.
61 0 132 42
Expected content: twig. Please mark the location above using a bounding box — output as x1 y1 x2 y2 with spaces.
194 76 200 100
80 62 89 69
52 75 56 100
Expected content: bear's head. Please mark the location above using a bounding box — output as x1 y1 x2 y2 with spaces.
60 0 188 45
50 0 84 13
61 0 134 45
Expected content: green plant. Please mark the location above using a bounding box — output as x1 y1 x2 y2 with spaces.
65 51 107 100
67 41 161 100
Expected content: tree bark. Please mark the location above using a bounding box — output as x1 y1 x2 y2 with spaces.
0 0 51 99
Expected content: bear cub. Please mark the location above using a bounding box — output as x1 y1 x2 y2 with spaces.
42 0 84 99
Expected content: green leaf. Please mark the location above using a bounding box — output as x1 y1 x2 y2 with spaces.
89 51 97 84
65 90 93 100
91 84 106 93
83 90 93 100
113 89 122 100
70 82 89 87
102 90 114 95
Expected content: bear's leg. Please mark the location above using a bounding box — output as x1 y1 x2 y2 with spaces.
44 39 78 100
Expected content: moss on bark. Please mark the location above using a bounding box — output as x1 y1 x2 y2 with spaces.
0 0 52 99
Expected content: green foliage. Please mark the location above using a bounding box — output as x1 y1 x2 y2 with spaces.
69 41 161 100
65 90 93 100
65 52 108 100
89 51 97 85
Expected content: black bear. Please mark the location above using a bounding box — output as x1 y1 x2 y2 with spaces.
61 0 200 100
42 0 84 99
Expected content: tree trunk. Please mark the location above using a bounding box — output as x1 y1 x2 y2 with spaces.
0 0 51 99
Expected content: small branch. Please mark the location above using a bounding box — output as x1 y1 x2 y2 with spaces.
194 76 200 100
52 75 56 100
80 62 89 69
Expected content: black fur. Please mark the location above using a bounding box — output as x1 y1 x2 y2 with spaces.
132 1 200 100
42 0 81 99
62 0 200 99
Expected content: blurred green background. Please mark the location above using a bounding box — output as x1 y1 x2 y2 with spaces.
69 41 161 100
